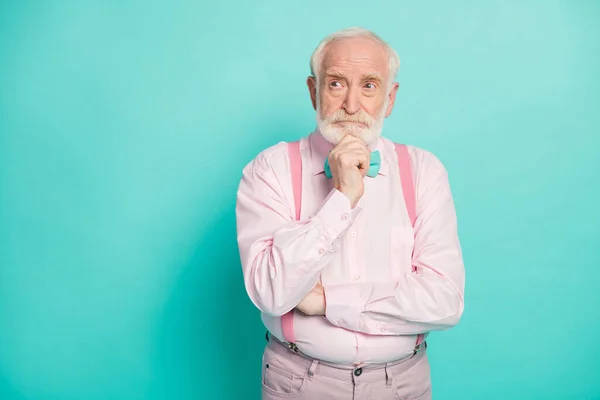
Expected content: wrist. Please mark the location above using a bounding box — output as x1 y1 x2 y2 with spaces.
337 186 359 208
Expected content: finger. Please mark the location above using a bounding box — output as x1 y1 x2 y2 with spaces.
334 151 368 170
337 144 370 160
355 149 370 165
356 150 370 175
335 136 367 153
338 134 362 145
336 135 367 150
333 152 358 168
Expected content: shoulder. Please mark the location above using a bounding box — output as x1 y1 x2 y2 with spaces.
407 145 449 178
241 141 291 178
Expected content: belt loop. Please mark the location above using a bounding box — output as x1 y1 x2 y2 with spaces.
308 360 319 380
385 364 392 387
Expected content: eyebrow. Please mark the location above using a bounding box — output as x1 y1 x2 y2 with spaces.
324 71 347 80
361 73 383 84
324 71 384 84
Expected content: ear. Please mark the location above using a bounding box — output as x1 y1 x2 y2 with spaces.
384 82 400 118
307 76 317 110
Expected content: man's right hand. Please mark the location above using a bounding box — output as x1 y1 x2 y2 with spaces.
327 135 371 208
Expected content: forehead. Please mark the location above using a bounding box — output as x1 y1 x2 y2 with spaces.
321 37 388 77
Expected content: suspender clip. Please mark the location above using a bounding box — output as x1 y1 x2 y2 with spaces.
288 342 299 353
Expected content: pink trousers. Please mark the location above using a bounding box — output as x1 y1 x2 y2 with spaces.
261 336 432 400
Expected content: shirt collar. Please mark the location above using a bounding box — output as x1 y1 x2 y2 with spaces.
308 128 389 176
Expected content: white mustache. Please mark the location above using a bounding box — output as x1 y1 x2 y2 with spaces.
327 111 374 126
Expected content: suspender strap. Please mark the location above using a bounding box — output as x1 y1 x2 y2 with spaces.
288 141 302 221
393 143 425 347
394 144 416 226
281 141 302 344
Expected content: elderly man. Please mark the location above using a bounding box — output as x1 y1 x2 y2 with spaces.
235 27 465 400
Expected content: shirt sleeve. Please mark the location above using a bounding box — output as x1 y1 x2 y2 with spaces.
236 144 362 317
324 150 465 335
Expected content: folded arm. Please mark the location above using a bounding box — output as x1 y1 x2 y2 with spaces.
236 146 361 316
324 151 465 335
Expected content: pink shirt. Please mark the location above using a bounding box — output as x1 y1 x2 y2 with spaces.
235 130 465 365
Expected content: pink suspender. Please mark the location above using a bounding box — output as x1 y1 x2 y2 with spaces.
394 144 416 226
283 141 424 348
288 141 303 224
394 143 426 347
280 141 302 345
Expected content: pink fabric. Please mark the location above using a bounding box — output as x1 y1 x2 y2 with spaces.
288 140 303 221
395 144 416 226
280 141 302 344
236 129 465 365
393 143 425 347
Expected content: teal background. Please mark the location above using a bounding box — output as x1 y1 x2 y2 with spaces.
1 1 599 399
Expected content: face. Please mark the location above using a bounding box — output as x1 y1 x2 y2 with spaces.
307 36 399 145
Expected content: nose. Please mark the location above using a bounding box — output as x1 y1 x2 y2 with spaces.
342 85 360 115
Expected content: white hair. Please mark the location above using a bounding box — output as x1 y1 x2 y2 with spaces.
309 27 401 89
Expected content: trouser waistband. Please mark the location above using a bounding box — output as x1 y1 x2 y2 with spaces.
265 332 427 383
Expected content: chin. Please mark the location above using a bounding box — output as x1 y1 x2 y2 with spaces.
319 125 382 146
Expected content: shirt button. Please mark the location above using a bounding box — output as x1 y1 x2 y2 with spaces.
354 276 361 281
354 368 363 376
319 248 325 254
337 320 343 325
350 232 357 237
341 214 348 221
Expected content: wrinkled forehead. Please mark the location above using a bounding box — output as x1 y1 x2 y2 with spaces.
320 37 389 79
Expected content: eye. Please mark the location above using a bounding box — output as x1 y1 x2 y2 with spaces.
364 82 377 89
330 81 342 88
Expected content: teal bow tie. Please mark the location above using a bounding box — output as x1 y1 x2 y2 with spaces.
324 150 381 178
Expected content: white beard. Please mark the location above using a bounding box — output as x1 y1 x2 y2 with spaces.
316 96 388 145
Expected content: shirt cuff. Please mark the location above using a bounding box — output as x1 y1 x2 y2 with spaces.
314 189 362 240
324 284 362 331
